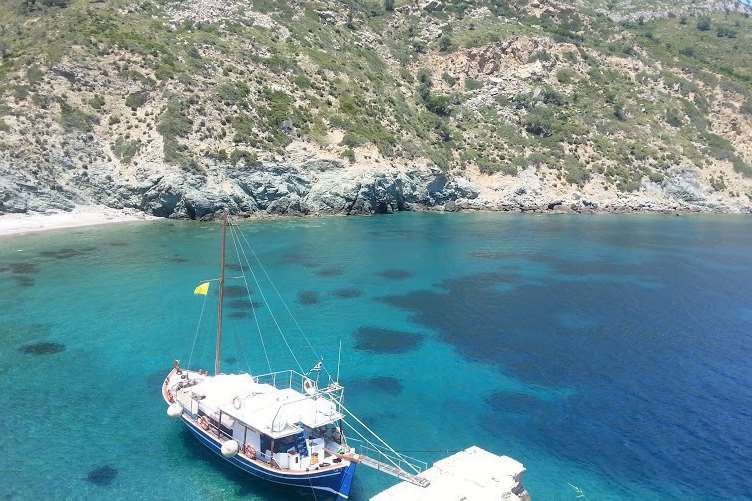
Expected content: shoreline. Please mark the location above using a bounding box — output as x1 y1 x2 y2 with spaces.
0 206 158 238
1 204 748 238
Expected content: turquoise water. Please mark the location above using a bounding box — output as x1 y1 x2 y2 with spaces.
2 213 751 500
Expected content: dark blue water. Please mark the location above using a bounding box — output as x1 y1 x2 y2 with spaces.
1 213 751 500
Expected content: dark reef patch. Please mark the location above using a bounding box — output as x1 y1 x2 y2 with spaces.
227 299 263 310
297 291 319 305
146 371 167 389
349 376 403 395
469 250 511 260
8 262 39 274
226 263 245 272
330 288 362 299
353 327 422 354
377 269 413 280
315 266 344 277
19 342 65 355
225 357 238 364
279 252 320 269
86 465 118 486
39 247 96 260
223 286 249 298
167 255 188 263
108 241 129 247
13 276 35 287
229 310 250 319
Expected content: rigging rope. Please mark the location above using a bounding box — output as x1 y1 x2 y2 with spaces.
234 227 334 382
228 221 304 374
187 292 208 369
227 222 273 374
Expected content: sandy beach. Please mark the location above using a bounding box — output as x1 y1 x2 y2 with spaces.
0 206 157 237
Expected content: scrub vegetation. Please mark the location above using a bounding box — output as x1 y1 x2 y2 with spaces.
0 0 750 197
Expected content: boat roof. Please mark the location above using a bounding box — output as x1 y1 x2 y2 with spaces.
187 373 343 439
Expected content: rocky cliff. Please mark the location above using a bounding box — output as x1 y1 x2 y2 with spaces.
1 0 751 218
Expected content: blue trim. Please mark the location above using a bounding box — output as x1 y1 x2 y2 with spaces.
182 418 355 498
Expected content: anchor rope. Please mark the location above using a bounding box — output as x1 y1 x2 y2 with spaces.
187 292 208 369
234 226 334 381
228 221 304 374
227 222 273 373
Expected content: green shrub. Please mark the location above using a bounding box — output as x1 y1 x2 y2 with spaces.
424 93 451 116
341 132 367 147
341 147 355 163
564 159 590 187
125 91 147 110
112 136 141 163
716 25 737 38
89 95 105 110
665 108 683 127
59 101 95 132
702 132 735 161
464 78 482 91
293 74 311 89
216 81 250 105
732 158 752 178
157 97 191 139
696 17 711 31
229 149 259 166
438 33 452 52
384 0 395 11
26 65 44 83
0 119 9 132
524 108 554 137
442 72 457 86
741 100 752 116
556 67 576 84
232 114 255 144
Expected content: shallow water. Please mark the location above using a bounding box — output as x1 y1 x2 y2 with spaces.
2 213 751 500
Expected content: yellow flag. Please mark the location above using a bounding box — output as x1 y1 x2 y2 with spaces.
193 282 210 295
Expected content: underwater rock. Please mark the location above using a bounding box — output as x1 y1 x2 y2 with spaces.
377 269 413 280
223 285 248 297
297 291 319 305
350 376 403 395
39 247 95 260
315 266 344 277
353 327 422 354
86 465 118 486
8 262 39 274
19 342 65 355
330 288 362 299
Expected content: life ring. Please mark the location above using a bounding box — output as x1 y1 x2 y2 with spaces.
244 443 256 459
232 396 242 410
166 390 175 403
303 377 316 395
198 415 210 431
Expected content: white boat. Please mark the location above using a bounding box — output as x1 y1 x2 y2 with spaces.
162 214 429 498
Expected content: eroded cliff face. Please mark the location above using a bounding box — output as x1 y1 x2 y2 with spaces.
1 0 751 217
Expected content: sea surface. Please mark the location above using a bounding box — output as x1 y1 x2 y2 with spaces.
1 213 751 500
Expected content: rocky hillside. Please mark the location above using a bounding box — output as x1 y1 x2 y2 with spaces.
1 0 751 218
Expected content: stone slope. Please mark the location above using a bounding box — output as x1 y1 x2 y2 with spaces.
1 0 751 217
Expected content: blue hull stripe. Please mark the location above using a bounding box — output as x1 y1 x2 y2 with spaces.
182 418 356 498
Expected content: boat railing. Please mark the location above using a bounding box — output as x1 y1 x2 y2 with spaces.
346 436 428 473
253 369 342 399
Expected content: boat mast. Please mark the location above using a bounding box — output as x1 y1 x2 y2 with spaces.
214 211 227 375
